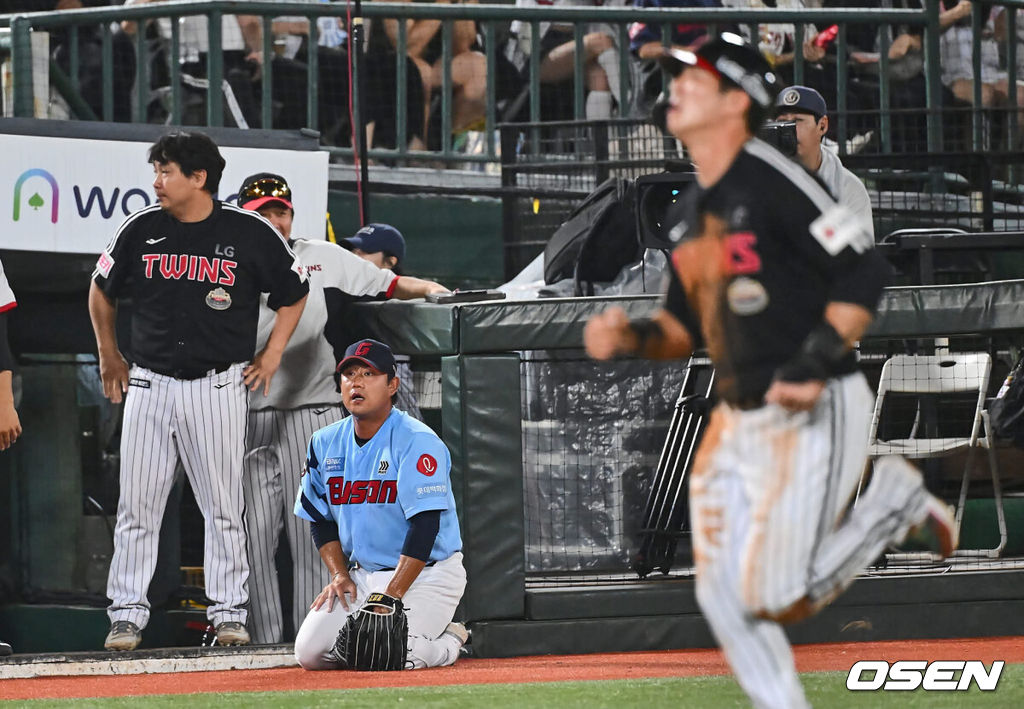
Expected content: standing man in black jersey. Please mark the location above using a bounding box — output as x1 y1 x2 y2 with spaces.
89 131 309 652
584 34 956 708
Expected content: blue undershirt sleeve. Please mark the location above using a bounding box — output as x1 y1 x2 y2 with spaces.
401 509 441 562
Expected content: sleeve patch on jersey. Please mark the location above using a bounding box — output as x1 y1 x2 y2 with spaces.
291 254 308 282
416 454 438 477
809 206 872 255
95 250 114 278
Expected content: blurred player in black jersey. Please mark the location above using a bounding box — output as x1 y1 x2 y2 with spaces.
584 33 957 709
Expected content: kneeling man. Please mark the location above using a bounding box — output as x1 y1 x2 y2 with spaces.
293 339 467 670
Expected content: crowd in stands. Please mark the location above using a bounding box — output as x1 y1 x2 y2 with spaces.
7 0 1024 154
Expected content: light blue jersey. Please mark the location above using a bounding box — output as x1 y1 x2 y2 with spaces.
295 408 461 571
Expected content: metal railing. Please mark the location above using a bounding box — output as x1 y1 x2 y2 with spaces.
3 1 1024 163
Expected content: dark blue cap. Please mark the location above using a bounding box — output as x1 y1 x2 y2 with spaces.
337 339 397 377
341 223 406 265
775 85 828 120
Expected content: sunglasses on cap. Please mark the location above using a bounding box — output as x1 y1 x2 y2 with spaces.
239 176 291 203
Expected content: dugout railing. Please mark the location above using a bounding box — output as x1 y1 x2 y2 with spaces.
6 2 1024 162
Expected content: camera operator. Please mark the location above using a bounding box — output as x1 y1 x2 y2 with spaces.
774 85 874 239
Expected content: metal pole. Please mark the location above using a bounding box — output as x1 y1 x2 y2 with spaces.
924 0 943 153
261 15 273 129
878 23 892 153
11 16 34 118
207 9 223 127
307 16 319 132
352 0 370 224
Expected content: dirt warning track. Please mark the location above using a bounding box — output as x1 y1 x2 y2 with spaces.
2 636 1022 701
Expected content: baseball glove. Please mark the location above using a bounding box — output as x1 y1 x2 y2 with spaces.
331 592 409 671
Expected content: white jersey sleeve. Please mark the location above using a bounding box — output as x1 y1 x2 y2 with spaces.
0 259 16 312
317 241 399 298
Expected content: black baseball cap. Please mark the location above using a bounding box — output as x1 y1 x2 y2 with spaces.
341 223 406 264
337 339 397 377
237 172 293 211
657 32 780 109
774 85 828 121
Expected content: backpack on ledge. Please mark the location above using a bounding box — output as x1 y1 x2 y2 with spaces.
543 177 642 296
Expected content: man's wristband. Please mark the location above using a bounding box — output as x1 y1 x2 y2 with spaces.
629 318 664 354
775 322 849 383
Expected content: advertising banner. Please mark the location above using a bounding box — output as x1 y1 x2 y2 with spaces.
0 133 329 254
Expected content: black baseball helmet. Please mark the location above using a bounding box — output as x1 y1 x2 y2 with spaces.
657 32 780 109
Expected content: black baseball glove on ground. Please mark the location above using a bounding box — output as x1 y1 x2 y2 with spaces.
331 592 409 671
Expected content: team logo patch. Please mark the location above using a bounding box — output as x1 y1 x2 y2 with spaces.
323 457 343 472
95 250 114 278
378 460 390 476
205 287 232 311
782 88 801 106
726 277 769 316
416 454 438 476
810 205 873 255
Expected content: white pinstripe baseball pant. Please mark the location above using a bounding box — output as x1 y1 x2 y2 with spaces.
689 373 929 709
107 364 250 629
243 405 342 644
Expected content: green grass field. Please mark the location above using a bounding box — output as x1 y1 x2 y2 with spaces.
8 667 1024 709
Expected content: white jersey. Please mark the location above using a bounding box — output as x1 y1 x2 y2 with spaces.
816 147 875 240
249 238 398 410
0 259 15 312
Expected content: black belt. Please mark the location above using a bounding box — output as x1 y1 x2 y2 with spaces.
148 363 233 381
355 560 436 572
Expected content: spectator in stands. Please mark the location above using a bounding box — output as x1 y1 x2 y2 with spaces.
627 0 719 118
35 0 136 122
507 0 627 120
774 85 874 238
936 2 1024 146
363 13 429 151
259 0 351 144
376 0 489 149
838 0 928 153
991 5 1024 142
939 1 1002 107
121 0 263 127
718 0 822 73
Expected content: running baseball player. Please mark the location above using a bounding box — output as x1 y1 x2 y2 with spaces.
238 173 448 645
293 339 467 670
584 34 956 708
90 132 309 651
0 256 20 657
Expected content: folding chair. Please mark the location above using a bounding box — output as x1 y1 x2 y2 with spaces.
867 353 1007 558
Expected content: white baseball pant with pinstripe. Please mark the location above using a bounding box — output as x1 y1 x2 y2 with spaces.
690 372 932 709
107 363 250 629
242 405 343 644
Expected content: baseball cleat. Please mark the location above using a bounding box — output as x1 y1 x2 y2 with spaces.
104 621 142 651
907 494 959 559
0 639 12 656
443 622 469 646
215 621 251 646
